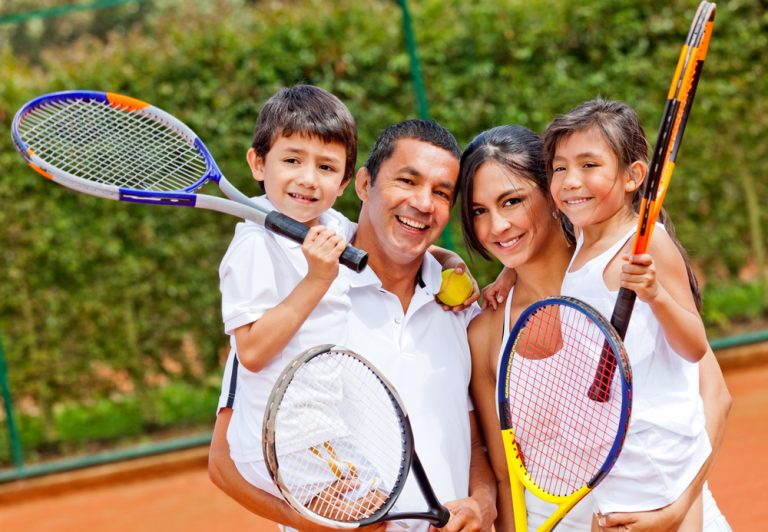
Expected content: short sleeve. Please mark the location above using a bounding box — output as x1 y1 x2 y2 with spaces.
219 222 281 335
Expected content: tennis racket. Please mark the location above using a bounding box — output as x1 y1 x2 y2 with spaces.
10 90 368 272
263 344 450 529
498 297 632 531
588 1 716 401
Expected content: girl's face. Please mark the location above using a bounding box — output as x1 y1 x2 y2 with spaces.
549 126 637 229
471 160 557 269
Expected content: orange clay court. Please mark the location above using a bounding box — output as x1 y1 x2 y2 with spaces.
0 355 766 531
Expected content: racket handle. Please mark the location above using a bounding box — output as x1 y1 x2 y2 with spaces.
588 288 636 402
265 211 368 272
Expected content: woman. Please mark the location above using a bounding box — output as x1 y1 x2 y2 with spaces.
458 125 731 531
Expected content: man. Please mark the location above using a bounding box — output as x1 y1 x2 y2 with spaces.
209 119 497 532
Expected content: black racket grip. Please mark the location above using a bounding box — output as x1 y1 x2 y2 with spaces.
264 211 368 272
588 288 636 402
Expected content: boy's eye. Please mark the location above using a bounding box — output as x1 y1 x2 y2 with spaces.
319 164 337 172
284 158 300 164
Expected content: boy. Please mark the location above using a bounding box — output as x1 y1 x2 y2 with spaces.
219 84 360 503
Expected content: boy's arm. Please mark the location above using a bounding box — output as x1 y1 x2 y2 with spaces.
234 226 345 372
209 408 386 532
624 233 708 362
598 348 731 531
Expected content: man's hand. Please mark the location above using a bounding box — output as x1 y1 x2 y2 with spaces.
432 497 491 532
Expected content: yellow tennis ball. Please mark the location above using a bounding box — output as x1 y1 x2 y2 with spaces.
437 268 473 306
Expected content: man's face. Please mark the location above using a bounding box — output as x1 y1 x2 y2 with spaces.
355 138 459 266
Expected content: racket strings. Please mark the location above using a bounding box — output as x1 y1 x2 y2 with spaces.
506 304 625 497
271 351 407 523
19 98 208 191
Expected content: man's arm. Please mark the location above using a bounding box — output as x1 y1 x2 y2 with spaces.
438 411 497 531
598 348 731 531
209 408 386 532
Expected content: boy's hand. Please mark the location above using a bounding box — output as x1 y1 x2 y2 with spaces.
302 225 346 283
437 262 480 312
481 267 517 310
620 253 659 303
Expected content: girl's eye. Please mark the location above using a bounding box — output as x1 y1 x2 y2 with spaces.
502 197 522 208
552 165 565 173
583 162 598 168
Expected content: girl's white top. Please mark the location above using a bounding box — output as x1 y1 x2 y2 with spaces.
560 224 711 512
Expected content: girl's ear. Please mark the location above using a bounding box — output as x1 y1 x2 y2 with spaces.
625 160 647 192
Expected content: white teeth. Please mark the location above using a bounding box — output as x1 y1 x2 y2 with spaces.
397 216 427 230
565 197 590 205
498 236 521 248
289 192 316 201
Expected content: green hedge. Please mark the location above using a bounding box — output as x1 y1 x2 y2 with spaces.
1 0 765 463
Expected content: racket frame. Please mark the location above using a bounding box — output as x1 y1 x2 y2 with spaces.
263 344 449 529
11 90 367 272
589 1 716 401
497 297 632 532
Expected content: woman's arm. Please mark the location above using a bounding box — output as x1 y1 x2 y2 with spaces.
468 312 514 530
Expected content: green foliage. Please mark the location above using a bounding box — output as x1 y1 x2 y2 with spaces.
0 0 766 461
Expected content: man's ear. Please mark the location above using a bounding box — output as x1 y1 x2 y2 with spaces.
355 167 371 202
625 160 647 192
246 148 265 183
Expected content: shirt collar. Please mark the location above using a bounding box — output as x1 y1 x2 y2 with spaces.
349 250 443 298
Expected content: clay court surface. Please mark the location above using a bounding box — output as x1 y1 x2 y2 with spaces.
1 357 766 531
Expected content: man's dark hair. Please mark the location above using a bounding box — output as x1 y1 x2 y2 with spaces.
364 119 461 187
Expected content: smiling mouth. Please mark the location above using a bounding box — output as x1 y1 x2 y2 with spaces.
563 197 592 206
497 234 523 249
396 215 428 231
289 192 317 203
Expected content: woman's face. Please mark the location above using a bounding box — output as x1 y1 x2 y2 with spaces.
471 160 557 269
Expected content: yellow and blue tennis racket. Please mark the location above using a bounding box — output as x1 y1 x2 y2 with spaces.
497 297 632 531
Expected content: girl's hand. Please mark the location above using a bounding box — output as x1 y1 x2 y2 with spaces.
620 254 659 303
302 225 345 284
481 267 517 310
437 262 480 312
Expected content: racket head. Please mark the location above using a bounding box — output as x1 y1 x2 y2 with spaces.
633 1 716 253
497 297 632 500
263 344 413 528
11 90 221 202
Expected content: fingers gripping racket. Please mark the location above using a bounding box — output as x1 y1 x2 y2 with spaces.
588 1 716 401
263 344 450 529
497 297 632 532
10 90 368 272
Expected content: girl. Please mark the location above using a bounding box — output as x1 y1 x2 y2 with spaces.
544 98 711 529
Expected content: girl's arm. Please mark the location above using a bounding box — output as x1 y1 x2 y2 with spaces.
468 313 513 530
597 348 731 531
234 226 345 371
621 231 708 362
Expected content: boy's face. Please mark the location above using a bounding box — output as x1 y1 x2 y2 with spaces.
247 134 349 226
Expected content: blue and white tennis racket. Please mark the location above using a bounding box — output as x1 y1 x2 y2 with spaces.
11 90 367 272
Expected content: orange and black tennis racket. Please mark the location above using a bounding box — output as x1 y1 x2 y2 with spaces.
589 1 716 401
